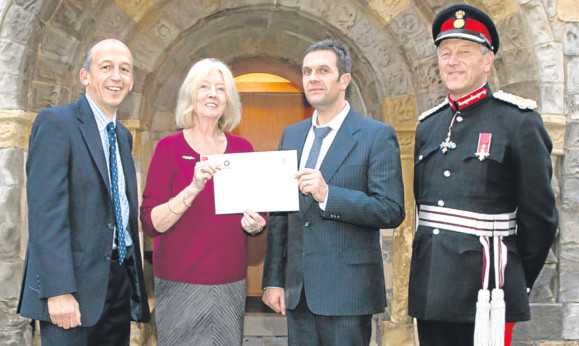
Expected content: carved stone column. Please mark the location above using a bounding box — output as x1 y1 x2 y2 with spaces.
0 110 35 345
381 95 418 346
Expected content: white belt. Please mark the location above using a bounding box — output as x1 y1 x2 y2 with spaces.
418 205 516 237
418 204 516 346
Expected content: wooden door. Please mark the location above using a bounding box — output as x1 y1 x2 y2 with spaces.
233 92 312 296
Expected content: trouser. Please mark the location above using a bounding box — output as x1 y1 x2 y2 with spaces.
416 319 515 346
286 289 372 346
40 247 134 346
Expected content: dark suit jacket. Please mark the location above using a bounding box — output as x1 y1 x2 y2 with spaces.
18 95 150 326
262 108 405 315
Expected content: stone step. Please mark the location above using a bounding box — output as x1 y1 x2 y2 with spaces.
243 313 287 337
243 313 288 345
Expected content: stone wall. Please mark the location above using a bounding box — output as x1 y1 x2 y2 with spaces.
559 5 579 344
0 0 577 345
0 110 34 345
509 0 578 344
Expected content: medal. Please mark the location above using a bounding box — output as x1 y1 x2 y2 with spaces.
440 112 459 154
440 136 456 154
475 133 492 161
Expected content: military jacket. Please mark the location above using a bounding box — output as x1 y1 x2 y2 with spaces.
408 84 558 323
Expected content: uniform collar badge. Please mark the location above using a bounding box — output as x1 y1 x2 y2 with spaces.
449 87 488 111
475 133 492 161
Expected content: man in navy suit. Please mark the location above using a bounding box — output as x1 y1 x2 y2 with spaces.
262 39 405 345
18 39 149 345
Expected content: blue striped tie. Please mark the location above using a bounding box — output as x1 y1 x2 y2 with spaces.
107 122 126 263
300 126 332 214
305 126 332 169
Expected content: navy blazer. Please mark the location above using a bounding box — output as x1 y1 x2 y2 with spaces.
18 95 150 326
263 108 405 315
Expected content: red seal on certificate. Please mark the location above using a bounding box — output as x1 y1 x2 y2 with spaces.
475 133 492 161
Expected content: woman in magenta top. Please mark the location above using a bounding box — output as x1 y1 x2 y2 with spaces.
140 58 266 345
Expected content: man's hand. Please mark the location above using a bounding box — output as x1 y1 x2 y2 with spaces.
47 294 82 329
262 287 286 315
296 168 328 203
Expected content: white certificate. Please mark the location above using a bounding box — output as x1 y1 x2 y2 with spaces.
204 150 299 214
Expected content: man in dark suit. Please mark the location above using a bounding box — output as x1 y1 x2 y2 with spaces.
409 5 558 346
262 39 405 345
18 39 150 345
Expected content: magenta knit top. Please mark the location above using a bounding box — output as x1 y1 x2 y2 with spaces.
140 131 254 285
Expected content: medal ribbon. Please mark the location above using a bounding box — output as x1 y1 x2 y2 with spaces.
475 133 492 161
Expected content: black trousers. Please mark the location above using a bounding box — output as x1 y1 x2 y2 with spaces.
286 289 372 346
40 247 134 346
416 319 475 346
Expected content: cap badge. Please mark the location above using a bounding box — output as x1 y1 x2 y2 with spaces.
454 10 466 29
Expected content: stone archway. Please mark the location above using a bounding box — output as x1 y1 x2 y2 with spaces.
0 0 575 344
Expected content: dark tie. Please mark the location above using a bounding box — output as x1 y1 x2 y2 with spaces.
107 122 126 263
305 126 332 169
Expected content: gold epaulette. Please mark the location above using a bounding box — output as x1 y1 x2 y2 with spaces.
493 90 537 110
418 99 449 122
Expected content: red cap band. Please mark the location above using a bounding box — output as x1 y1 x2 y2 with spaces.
440 18 492 44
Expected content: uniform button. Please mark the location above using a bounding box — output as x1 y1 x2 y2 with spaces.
444 170 451 177
108 223 114 230
437 200 445 207
418 155 423 160
105 255 111 261
456 116 464 122
433 229 440 235
304 222 310 227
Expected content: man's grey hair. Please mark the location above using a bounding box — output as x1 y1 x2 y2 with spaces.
480 45 491 55
436 43 493 57
82 42 97 72
81 40 134 73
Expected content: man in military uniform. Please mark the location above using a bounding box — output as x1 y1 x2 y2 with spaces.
408 4 558 346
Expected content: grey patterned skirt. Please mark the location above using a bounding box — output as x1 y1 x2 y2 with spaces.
154 277 246 346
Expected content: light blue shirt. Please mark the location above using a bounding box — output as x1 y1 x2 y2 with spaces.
86 94 133 247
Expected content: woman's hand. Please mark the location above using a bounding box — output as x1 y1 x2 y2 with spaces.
191 159 221 192
241 209 266 234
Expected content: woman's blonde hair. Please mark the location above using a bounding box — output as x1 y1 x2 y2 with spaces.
174 58 241 131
